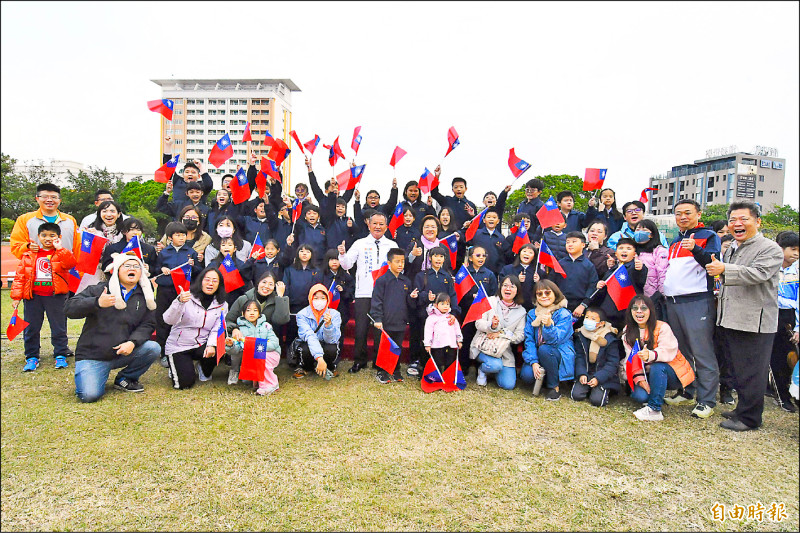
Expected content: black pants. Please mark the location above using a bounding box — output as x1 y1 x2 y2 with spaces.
155 285 178 353
23 293 68 360
570 382 611 407
721 327 775 428
296 341 340 371
353 297 380 366
408 315 425 364
459 322 476 374
167 346 218 390
337 301 352 355
429 346 458 377
713 326 737 392
770 308 796 403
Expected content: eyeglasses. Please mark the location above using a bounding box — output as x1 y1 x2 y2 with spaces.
37 194 60 200
120 263 141 270
536 290 553 296
366 195 380 200
501 283 516 289
631 305 649 311
625 208 643 214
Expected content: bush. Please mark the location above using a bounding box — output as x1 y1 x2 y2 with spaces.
1 218 14 242
129 207 159 240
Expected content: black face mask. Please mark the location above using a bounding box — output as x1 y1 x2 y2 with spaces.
182 219 199 230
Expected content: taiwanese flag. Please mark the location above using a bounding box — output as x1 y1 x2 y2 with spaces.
454 264 476 301
328 280 341 310
464 208 487 242
606 265 637 311
208 134 234 168
508 148 531 178
240 336 269 381
441 358 467 391
583 168 607 191
639 187 657 205
290 130 305 154
387 202 404 237
420 356 445 393
121 235 143 260
304 135 321 154
324 137 346 167
336 164 365 191
216 314 226 364
351 126 362 155
625 340 647 391
538 239 566 278
219 254 245 292
250 233 265 260
76 231 108 274
291 198 303 223
371 261 389 282
263 130 275 148
376 328 401 374
171 264 192 293
260 156 282 182
154 154 180 183
444 126 460 157
242 122 252 143
463 283 492 325
268 138 291 166
438 233 459 270
231 167 251 205
390 146 407 167
147 98 174 120
536 196 565 229
512 222 531 253
67 267 82 293
418 167 439 194
6 309 29 341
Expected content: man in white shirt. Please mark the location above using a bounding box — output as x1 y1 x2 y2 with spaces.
338 212 397 373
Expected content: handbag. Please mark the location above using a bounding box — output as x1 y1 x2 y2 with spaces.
471 331 512 357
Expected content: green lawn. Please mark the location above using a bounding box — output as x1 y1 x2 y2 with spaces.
1 290 798 531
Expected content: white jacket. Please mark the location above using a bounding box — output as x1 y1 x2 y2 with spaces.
338 234 397 298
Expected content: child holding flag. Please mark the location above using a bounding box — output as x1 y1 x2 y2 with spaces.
570 307 621 407
423 293 464 391
225 299 280 395
100 218 158 276
459 246 499 376
11 222 77 371
207 237 253 306
592 238 648 330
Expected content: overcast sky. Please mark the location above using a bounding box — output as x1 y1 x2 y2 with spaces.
2 1 798 209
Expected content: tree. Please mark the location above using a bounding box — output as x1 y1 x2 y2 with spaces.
699 202 798 239
0 153 47 219
117 177 170 236
1 218 15 241
60 167 125 223
762 205 799 228
502 174 594 224
699 204 730 225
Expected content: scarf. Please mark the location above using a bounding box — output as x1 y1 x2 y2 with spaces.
497 298 519 320
420 233 440 270
101 224 120 242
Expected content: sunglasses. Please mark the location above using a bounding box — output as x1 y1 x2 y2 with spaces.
536 290 553 296
631 305 649 312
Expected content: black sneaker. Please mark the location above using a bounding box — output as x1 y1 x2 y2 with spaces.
546 388 561 401
406 361 420 377
392 371 404 383
376 370 392 384
720 388 736 406
349 362 366 374
114 378 144 393
776 398 798 413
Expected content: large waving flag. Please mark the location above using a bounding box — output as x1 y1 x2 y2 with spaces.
418 167 439 194
263 130 275 148
171 264 192 293
231 167 251 205
376 329 401 374
351 126 362 155
242 122 252 143
538 239 566 278
390 146 407 167
290 130 305 155
155 154 180 183
606 265 637 311
336 164 365 191
512 221 531 253
441 357 467 391
639 187 657 205
328 280 341 310
76 231 108 274
625 340 647 390
6 309 30 341
147 98 174 120
438 233 459 270
444 126 460 157
240 336 269 381
250 233 265 260
304 135 321 155
268 138 291 166
421 356 445 393
508 148 531 178
535 196 565 229
464 208 488 242
387 202 404 238
583 168 607 191
208 134 233 168
463 283 492 325
219 254 245 292
216 314 226 364
121 235 143 260
67 267 82 293
371 261 389 282
454 265 476 301
260 156 282 183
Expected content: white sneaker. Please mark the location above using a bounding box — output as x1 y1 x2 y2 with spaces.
227 370 239 385
476 369 487 387
634 405 664 421
197 363 212 382
256 385 279 396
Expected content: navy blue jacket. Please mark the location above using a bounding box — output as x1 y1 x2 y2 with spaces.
157 194 210 228
573 330 622 392
399 199 436 231
273 218 293 246
551 253 599 309
322 268 355 304
209 254 254 306
461 265 498 308
467 226 506 275
251 254 290 284
163 153 214 208
246 164 285 214
352 188 400 237
500 262 536 310
309 170 354 215
154 243 200 287
325 215 356 252
292 221 328 266
533 228 568 262
242 215 275 245
282 264 324 312
517 197 544 233
370 271 416 331
101 238 158 275
430 187 476 229
394 225 421 254
563 209 588 233
412 268 461 320
585 206 624 235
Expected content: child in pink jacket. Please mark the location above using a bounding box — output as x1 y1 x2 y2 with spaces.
423 293 463 389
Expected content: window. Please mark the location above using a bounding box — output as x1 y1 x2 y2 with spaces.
263 110 270 115
707 192 714 202
668 183 675 193
208 120 217 125
758 175 765 182
175 109 183 115
187 99 196 105
757 190 764 197
173 119 183 125
208 99 217 105
175 139 182 145
209 110 217 115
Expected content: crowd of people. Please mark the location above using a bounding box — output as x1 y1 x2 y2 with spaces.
8 137 799 432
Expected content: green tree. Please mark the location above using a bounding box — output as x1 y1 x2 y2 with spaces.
0 153 47 219
128 207 159 239
699 204 730 225
503 174 594 224
60 167 125 222
1 217 15 241
762 204 799 229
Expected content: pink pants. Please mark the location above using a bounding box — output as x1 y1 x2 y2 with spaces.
258 350 281 390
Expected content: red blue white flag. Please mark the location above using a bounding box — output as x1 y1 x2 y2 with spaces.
351 126 362 155
231 167 251 205
154 154 180 183
67 267 82 293
512 222 531 253
250 233 265 260
583 168 607 191
538 239 566 278
76 231 108 274
535 196 565 229
6 309 29 341
418 167 439 194
626 340 648 390
639 187 657 205
216 314 226 364
208 134 234 168
606 265 637 311
508 148 531 178
242 122 252 143
454 265 476 301
291 198 303 223
121 235 143 260
304 135 321 155
170 264 192 293
463 283 491 325
147 99 174 120
376 328 401 374
441 357 467 391
464 208 487 242
268 138 291 166
388 202 404 238
371 261 389 282
219 254 245 292
445 126 460 157
290 130 305 154
438 233 459 270
240 336 269 381
328 280 341 310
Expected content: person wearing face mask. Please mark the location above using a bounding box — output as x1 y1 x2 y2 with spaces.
633 219 669 319
157 206 212 262
607 201 667 251
571 307 621 407
203 216 252 266
292 285 342 380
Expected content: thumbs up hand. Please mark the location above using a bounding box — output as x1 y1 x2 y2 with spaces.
606 254 616 269
634 254 643 271
337 240 347 255
411 241 422 257
705 254 725 276
97 286 116 308
177 286 191 303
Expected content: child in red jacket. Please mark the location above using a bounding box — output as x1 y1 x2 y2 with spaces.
11 222 77 371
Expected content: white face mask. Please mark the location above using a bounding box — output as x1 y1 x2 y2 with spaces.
583 319 598 332
217 227 233 238
312 299 327 311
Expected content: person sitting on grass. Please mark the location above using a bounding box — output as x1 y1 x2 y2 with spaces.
225 299 281 395
64 253 160 402
292 284 342 380
621 295 696 422
570 307 621 407
11 222 77 372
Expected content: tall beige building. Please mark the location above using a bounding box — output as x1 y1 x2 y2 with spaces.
150 78 301 189
648 148 786 215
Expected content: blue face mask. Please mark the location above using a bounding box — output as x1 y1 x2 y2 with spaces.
583 319 598 331
633 230 651 244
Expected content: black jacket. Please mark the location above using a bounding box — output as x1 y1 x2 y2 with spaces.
370 271 416 331
323 268 355 304
101 238 157 276
573 330 622 392
412 268 461 319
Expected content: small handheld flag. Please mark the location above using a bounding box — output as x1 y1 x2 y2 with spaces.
155 154 180 183
388 202 404 238
508 148 531 178
260 156 282 182
263 130 275 148
454 265 476 301
328 281 341 310
170 264 192 293
304 135 321 155
219 254 245 292
535 196 565 229
376 329 401 374
6 309 29 341
291 198 303 224
231 167 251 205
421 356 445 393
351 126 362 155
336 165 365 191
606 265 637 311
438 233 459 270
441 357 467 391
390 146 407 167
371 261 389 282
444 126 460 157
67 267 82 293
208 134 234 168
147 99 174 121
250 233 265 260
240 336 269 381
463 283 492 325
242 122 252 143
512 222 531 253
538 240 566 278
121 235 143 260
583 168 607 191
216 314 226 364
626 340 647 390
76 231 108 274
290 130 305 154
464 208 488 242
267 138 291 166
418 167 439 194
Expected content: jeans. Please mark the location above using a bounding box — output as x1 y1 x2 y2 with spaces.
519 345 562 389
630 362 682 411
477 353 517 390
74 340 160 403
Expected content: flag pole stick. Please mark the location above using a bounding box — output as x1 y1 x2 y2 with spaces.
150 260 192 281
587 264 624 300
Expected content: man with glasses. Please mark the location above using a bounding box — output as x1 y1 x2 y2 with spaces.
705 201 783 431
607 200 667 250
661 199 722 419
10 183 80 259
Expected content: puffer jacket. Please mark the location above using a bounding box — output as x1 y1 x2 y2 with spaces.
11 248 77 300
226 287 290 333
522 299 576 380
230 315 280 353
573 330 622 392
424 307 464 350
163 294 228 355
639 246 669 298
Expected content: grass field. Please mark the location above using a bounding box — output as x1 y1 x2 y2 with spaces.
1 290 798 531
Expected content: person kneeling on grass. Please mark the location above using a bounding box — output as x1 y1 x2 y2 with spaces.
571 307 621 407
621 295 696 421
292 284 342 380
64 253 160 402
225 299 281 395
